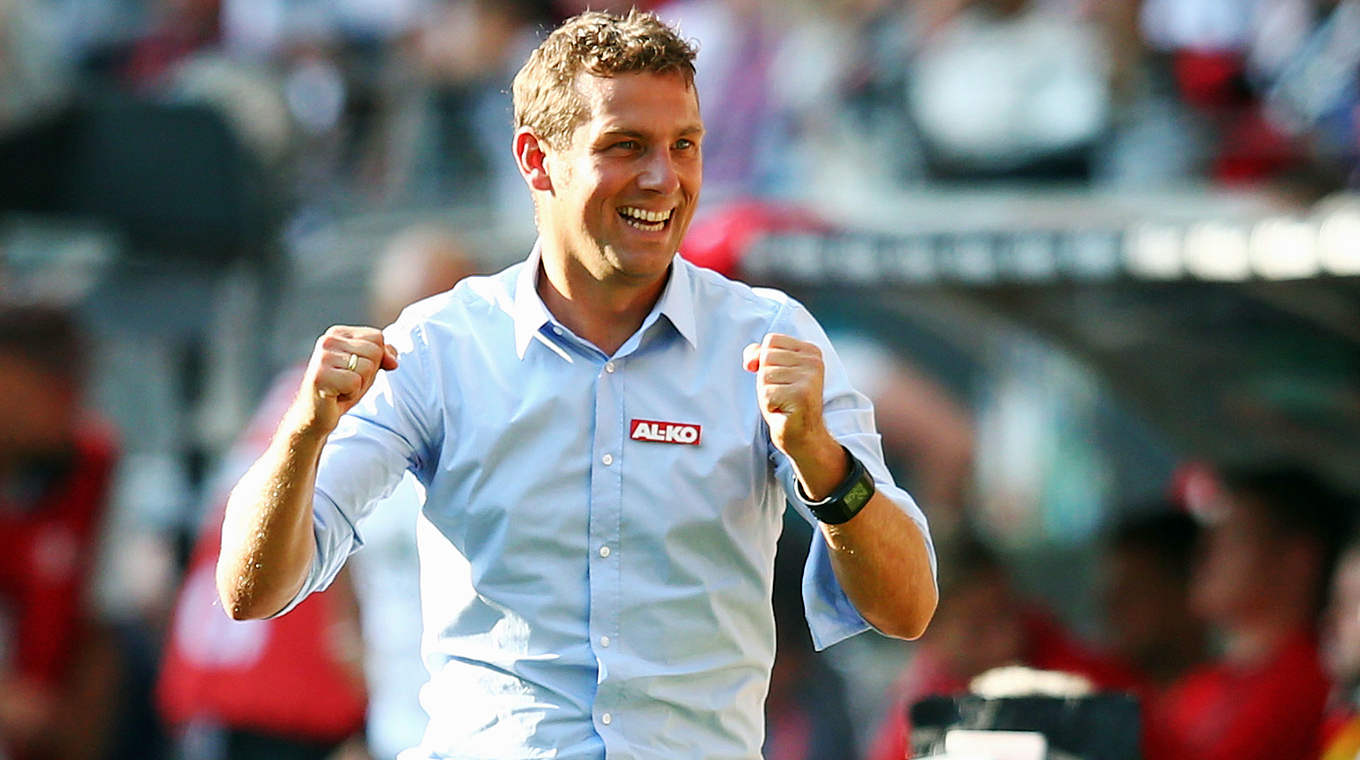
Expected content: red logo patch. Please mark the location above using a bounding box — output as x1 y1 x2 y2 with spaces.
629 419 702 445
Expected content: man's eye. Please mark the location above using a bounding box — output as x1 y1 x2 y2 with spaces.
613 140 641 151
674 139 695 150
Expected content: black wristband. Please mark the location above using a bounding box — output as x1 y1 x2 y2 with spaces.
795 446 876 525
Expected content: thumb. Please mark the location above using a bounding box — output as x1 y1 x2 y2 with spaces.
742 343 761 373
381 343 399 371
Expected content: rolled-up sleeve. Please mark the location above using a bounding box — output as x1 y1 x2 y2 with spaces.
271 316 440 616
769 300 938 651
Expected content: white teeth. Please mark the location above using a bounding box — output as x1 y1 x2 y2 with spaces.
623 217 663 231
619 207 672 223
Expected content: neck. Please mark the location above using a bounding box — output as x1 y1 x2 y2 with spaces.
536 249 670 356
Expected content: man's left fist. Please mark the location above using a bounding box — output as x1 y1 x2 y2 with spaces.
743 333 832 461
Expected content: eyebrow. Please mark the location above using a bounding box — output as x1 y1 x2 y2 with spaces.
597 125 706 140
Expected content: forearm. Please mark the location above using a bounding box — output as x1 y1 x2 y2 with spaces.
820 491 937 640
792 437 937 640
217 325 399 619
747 330 937 639
216 411 326 620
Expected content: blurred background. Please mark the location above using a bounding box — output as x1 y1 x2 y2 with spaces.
1 0 1358 758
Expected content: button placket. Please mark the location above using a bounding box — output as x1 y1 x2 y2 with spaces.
587 356 623 744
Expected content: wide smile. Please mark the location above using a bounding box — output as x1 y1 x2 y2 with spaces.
617 206 675 233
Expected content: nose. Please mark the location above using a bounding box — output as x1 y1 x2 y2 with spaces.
638 146 680 194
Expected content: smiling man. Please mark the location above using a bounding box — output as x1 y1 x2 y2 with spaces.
216 10 936 760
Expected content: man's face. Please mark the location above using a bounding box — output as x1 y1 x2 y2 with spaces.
538 70 703 288
1101 548 1190 666
1190 496 1276 626
0 357 76 459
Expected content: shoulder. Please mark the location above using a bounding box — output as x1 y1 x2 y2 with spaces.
405 265 517 324
386 263 520 344
681 258 801 323
680 259 833 350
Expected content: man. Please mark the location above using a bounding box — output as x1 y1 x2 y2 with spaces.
159 225 476 760
868 534 1138 760
217 10 937 759
1098 505 1209 760
157 362 369 760
1099 506 1207 690
0 302 121 760
1151 464 1350 760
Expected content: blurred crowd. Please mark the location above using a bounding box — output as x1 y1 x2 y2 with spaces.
3 1 1360 759
6 284 1360 760
3 0 1359 218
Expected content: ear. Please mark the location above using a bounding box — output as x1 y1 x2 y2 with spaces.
514 128 554 193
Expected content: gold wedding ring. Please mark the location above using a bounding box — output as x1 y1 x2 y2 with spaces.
346 352 359 372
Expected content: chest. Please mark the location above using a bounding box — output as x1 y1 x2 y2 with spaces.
425 339 777 559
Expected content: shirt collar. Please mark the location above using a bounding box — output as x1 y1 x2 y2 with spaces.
512 240 699 360
512 241 554 359
654 254 698 349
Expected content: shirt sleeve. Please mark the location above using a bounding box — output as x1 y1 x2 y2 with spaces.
272 317 442 616
768 299 938 651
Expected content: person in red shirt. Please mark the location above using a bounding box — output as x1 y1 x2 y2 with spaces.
1096 505 1211 759
157 223 476 760
155 363 370 760
1150 464 1351 760
0 302 122 760
867 535 1140 760
1099 506 1209 692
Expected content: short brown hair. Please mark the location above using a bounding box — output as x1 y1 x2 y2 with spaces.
512 9 697 149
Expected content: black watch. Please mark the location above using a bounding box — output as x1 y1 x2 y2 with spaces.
795 446 876 525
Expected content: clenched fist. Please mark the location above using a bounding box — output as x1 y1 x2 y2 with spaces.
296 325 399 435
743 333 838 470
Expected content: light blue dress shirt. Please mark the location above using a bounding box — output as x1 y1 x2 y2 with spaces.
290 245 935 760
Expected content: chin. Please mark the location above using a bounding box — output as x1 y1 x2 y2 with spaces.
610 244 678 273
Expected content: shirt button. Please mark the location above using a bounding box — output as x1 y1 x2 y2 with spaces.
599 545 611 558
552 326 563 336
601 453 614 466
600 635 611 648
604 361 616 373
601 713 613 726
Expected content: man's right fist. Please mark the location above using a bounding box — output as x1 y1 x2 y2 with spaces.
298 325 399 433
